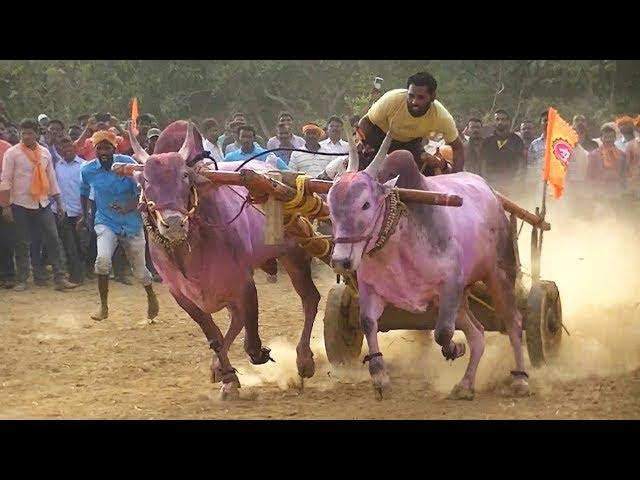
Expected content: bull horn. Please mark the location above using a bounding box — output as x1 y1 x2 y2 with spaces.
178 121 195 162
127 120 149 164
363 130 392 178
345 122 359 173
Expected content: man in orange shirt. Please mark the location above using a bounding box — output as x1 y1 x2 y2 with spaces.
74 113 131 160
623 117 640 196
587 124 626 189
0 118 78 291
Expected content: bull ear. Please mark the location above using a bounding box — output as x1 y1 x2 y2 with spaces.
192 172 215 195
132 171 145 186
331 158 349 183
381 175 399 195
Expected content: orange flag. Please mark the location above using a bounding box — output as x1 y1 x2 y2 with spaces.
130 97 140 136
543 107 578 199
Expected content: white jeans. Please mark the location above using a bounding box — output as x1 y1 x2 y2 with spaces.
94 224 152 286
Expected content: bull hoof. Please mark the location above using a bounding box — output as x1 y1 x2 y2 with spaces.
447 384 475 401
248 347 275 365
219 382 240 401
373 382 392 400
296 357 315 379
510 371 531 396
372 372 392 400
296 348 315 379
441 342 466 361
510 379 531 397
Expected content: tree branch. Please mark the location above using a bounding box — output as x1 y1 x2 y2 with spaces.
489 61 505 116
263 86 295 114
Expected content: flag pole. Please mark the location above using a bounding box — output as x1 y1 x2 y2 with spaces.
540 179 548 220
533 107 551 283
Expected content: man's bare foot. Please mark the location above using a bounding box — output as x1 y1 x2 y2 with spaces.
91 307 109 321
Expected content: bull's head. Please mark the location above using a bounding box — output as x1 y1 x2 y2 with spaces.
128 122 200 243
328 126 397 274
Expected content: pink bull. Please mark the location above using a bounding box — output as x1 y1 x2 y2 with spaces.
127 121 320 399
327 132 529 400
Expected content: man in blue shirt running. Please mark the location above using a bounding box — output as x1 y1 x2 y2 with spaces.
80 130 159 321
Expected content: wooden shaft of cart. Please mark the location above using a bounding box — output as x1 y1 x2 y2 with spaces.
198 169 465 209
112 163 549 230
494 191 550 231
197 169 549 230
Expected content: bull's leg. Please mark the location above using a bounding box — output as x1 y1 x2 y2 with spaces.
448 296 485 401
236 281 273 365
260 257 278 283
435 277 466 360
280 249 321 379
211 307 244 384
486 271 529 396
169 289 240 399
359 282 390 399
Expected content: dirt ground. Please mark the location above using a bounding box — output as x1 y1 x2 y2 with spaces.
1 256 639 420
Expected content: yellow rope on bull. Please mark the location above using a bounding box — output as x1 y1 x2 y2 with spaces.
284 212 332 258
283 174 330 221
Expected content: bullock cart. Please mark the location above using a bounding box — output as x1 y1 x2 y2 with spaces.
116 162 563 369
320 186 563 369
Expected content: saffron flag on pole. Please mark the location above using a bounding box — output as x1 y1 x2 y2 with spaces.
130 97 140 137
543 107 578 199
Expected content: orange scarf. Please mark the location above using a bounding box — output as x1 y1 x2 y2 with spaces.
601 145 624 170
19 143 50 200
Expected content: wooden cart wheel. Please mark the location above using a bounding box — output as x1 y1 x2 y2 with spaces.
323 284 363 366
524 280 563 367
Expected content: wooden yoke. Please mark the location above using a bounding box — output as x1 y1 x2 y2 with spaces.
263 171 284 245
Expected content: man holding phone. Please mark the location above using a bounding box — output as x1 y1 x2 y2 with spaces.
357 71 465 174
371 76 384 106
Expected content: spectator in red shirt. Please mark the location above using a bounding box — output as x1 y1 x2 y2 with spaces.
74 113 131 160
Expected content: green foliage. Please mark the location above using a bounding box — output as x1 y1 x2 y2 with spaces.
0 60 638 136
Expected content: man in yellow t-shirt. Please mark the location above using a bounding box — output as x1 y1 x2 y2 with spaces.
358 71 465 174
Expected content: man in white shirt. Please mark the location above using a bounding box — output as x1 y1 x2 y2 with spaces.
319 116 349 156
266 112 305 151
200 118 225 162
54 136 85 284
288 123 333 177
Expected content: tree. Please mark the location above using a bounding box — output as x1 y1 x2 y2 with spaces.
1 60 637 138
